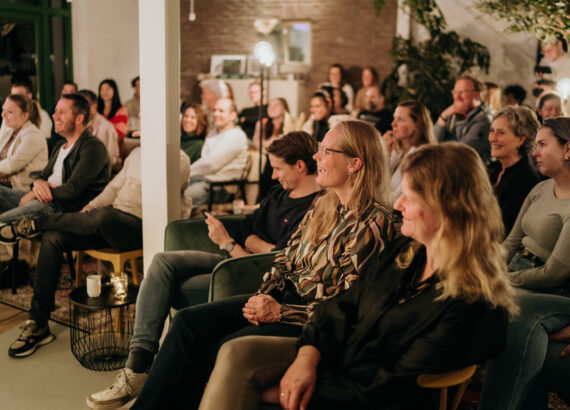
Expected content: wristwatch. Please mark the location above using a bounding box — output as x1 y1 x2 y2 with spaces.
221 240 236 252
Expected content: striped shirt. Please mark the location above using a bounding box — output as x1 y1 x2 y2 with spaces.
259 197 396 324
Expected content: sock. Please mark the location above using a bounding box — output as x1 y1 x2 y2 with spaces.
125 347 154 374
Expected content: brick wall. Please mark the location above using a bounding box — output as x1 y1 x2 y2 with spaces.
180 0 397 115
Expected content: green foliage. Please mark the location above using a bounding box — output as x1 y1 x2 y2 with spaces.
375 0 491 119
474 0 570 45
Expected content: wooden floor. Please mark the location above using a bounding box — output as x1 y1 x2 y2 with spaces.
0 302 27 334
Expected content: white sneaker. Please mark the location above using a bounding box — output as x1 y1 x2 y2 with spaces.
86 368 147 409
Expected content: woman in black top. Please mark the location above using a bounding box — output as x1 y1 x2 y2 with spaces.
487 105 540 235
200 142 519 410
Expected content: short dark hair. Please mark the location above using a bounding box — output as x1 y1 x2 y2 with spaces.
10 79 33 95
131 76 140 88
267 131 318 175
61 93 90 126
504 85 527 104
78 89 97 106
63 81 78 91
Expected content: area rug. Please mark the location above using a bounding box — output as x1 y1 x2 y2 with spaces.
0 256 142 327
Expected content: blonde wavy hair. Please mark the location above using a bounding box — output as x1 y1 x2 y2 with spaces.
393 100 436 152
302 120 391 243
399 142 518 315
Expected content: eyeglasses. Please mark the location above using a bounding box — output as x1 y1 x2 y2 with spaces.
317 143 352 157
452 89 475 96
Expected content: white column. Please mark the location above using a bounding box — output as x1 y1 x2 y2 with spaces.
139 0 181 272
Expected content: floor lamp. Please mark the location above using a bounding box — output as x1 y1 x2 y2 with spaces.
253 41 275 185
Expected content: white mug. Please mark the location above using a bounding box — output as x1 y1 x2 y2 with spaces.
86 274 102 297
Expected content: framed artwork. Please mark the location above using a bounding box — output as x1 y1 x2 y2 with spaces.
210 55 246 76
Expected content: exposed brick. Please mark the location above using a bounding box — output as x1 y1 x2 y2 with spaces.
180 0 397 114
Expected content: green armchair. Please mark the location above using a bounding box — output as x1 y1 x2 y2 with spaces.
163 215 277 303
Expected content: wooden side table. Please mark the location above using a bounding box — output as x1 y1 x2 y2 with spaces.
69 284 138 371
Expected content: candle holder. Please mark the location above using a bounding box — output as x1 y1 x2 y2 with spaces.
110 272 128 300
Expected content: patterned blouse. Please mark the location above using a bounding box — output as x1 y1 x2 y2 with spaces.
259 196 396 325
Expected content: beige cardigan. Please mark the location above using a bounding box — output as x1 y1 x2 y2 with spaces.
0 121 48 191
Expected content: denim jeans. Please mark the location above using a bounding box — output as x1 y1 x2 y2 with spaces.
479 289 570 410
129 250 226 354
0 185 56 223
131 294 303 410
29 207 142 326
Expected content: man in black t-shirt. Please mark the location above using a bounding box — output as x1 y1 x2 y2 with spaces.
87 131 320 410
357 85 393 134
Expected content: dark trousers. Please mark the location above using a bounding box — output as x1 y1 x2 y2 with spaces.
131 294 303 410
29 207 142 326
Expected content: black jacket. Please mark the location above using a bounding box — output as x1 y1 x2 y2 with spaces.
36 129 110 212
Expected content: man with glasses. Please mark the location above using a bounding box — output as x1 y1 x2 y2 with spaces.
434 72 491 162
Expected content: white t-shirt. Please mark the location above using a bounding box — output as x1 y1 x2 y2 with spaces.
47 143 75 186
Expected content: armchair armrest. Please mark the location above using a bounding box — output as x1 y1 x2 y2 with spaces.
164 215 246 255
209 251 278 302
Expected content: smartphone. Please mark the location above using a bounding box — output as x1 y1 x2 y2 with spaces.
203 211 212 218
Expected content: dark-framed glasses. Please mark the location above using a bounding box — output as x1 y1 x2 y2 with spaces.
318 143 353 157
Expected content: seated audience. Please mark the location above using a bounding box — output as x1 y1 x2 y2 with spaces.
124 76 140 137
78 89 121 170
86 131 322 409
3 77 52 140
435 72 492 163
353 66 380 116
536 92 564 123
253 98 294 200
97 79 128 143
129 121 396 410
487 105 540 235
319 64 354 112
0 94 110 224
199 142 517 410
302 90 338 142
239 82 268 140
1 146 190 358
480 118 570 410
180 103 209 163
484 81 502 115
504 84 527 106
539 36 570 85
200 79 231 129
186 98 248 208
502 117 570 291
357 84 393 134
60 81 78 96
0 94 48 191
252 98 293 152
382 100 435 202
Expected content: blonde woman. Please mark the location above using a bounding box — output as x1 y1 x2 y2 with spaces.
200 142 517 410
127 121 395 409
382 100 436 202
0 94 48 191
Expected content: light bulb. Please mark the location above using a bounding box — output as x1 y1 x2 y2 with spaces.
189 12 196 21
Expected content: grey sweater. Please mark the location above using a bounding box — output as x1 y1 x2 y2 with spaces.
503 179 570 289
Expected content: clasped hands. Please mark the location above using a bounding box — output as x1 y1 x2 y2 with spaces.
242 294 280 326
19 180 55 206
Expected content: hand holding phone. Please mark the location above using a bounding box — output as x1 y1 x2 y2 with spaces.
203 211 212 218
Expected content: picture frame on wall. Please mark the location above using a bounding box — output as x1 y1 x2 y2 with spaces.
210 55 246 76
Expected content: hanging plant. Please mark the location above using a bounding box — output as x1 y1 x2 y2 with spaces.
474 0 570 45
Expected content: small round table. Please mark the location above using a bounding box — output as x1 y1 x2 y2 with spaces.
69 284 138 371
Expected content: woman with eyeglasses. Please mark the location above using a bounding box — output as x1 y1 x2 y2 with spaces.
480 117 570 410
487 105 540 235
199 142 516 410
130 120 397 410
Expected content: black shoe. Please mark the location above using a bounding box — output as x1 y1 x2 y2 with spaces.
0 217 39 245
8 320 55 357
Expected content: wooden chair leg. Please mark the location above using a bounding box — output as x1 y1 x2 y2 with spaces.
10 241 19 295
129 257 140 286
440 387 447 410
75 251 84 288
